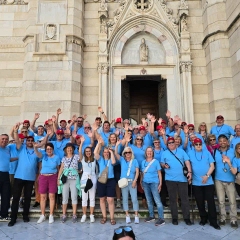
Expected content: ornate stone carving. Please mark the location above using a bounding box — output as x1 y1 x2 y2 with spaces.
98 63 109 74
181 15 188 32
180 61 192 73
133 0 153 12
100 18 108 34
140 68 147 75
66 35 85 48
139 38 148 62
99 0 108 19
179 0 188 10
43 23 59 42
0 0 28 4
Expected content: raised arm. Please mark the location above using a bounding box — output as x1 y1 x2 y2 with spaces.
30 113 40 133
183 125 189 149
149 116 156 136
98 106 107 121
10 126 14 140
78 136 85 160
166 110 173 131
13 123 22 150
87 131 94 147
115 140 121 160
94 138 103 160
55 108 62 129
109 148 116 165
33 142 42 158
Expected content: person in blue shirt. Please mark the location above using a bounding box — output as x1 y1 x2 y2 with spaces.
71 116 84 135
94 138 116 225
230 124 240 149
140 147 165 226
34 125 46 143
189 138 220 230
8 125 42 227
138 126 153 147
79 122 94 153
187 124 205 143
210 115 235 141
214 134 238 229
115 143 139 224
37 142 61 224
160 137 192 226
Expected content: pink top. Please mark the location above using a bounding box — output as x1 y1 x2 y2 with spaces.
207 144 220 155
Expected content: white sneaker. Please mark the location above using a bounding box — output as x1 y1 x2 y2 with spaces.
37 214 45 224
90 214 95 223
134 215 139 224
126 215 131 224
49 215 54 224
81 214 87 223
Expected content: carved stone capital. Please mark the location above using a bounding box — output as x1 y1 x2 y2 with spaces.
66 35 85 48
180 61 192 73
98 63 109 74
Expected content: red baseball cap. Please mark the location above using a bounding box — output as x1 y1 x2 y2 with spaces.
181 122 187 125
60 120 67 124
161 120 167 124
115 118 122 123
18 133 25 139
68 120 71 124
167 137 175 142
75 135 81 140
216 115 224 120
44 120 48 125
188 124 194 128
174 122 178 125
156 125 163 130
139 126 146 131
56 129 64 135
194 138 202 144
23 120 30 124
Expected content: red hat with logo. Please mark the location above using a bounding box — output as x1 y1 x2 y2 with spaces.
194 138 202 144
18 133 25 139
44 120 49 125
115 118 122 123
167 137 175 142
23 120 30 124
56 129 64 135
161 120 167 124
156 125 163 130
139 126 146 131
188 124 195 128
60 120 67 124
216 115 224 120
75 135 82 140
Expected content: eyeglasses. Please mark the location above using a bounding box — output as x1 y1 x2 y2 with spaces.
195 144 202 146
84 127 91 129
77 120 83 123
21 131 27 133
154 142 160 144
124 151 132 154
46 148 53 151
114 226 133 235
136 138 143 141
209 139 216 142
27 140 34 142
189 128 194 130
168 142 175 144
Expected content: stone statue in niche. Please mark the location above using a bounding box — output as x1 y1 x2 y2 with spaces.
46 24 57 40
181 15 188 32
139 38 148 62
100 18 107 34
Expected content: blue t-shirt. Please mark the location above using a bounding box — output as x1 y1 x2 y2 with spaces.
119 157 139 180
142 133 153 147
169 129 186 146
141 159 161 183
189 149 214 186
50 139 69 159
34 134 45 143
100 132 111 147
130 144 147 166
214 148 235 182
98 156 115 178
210 124 235 140
18 129 34 137
40 154 61 174
230 136 240 150
232 157 240 172
81 133 92 154
161 148 189 182
0 146 11 172
70 125 84 135
8 144 18 174
14 146 41 181
153 133 167 150
154 149 164 163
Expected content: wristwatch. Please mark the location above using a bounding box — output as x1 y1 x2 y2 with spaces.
205 174 210 178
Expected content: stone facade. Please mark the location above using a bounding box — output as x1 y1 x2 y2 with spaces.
0 0 239 133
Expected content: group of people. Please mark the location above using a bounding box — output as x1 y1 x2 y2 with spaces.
0 107 240 230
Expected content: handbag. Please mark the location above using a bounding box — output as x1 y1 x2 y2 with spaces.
168 149 188 177
118 160 133 188
61 156 74 184
98 160 110 184
236 172 240 185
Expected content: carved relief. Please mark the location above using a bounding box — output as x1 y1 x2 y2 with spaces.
140 68 147 75
98 63 109 74
180 61 192 73
133 0 153 12
100 18 108 34
181 15 188 32
139 38 148 62
43 23 59 42
179 0 189 10
0 0 28 4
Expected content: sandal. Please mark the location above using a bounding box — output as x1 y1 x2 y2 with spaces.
100 217 107 224
110 219 116 225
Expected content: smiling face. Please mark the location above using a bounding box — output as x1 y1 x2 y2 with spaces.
84 123 91 134
218 137 228 148
0 135 9 148
103 148 110 159
26 137 34 148
37 126 44 136
216 118 224 126
103 122 110 132
109 134 117 145
65 146 73 155
84 147 92 158
145 147 154 159
56 134 64 141
77 117 84 127
235 124 240 136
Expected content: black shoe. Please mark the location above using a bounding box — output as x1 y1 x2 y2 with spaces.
210 223 221 230
8 220 16 227
32 202 40 208
184 219 193 226
163 203 169 208
230 221 238 229
23 217 29 222
172 219 178 225
199 219 207 226
219 219 226 226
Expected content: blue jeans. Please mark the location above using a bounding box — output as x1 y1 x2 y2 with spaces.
142 182 163 219
121 181 139 211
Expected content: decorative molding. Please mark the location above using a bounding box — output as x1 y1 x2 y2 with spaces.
140 68 147 75
133 0 153 13
0 44 25 49
99 0 108 19
0 0 28 5
66 35 85 48
180 61 192 73
98 63 109 74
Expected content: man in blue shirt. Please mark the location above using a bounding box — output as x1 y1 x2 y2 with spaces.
8 125 42 227
0 134 11 221
230 124 240 149
214 134 238 229
210 115 235 140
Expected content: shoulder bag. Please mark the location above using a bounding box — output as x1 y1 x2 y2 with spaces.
98 160 110 184
118 160 133 188
61 155 74 184
168 149 188 177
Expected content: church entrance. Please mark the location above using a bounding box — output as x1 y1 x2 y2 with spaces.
121 75 167 124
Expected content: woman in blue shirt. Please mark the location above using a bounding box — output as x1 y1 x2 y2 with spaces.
37 142 61 224
189 138 220 230
140 147 165 226
115 142 139 224
94 138 116 225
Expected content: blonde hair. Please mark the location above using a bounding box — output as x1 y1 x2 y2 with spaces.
235 143 240 159
122 147 135 160
207 134 216 145
134 134 143 146
174 135 182 144
144 147 155 158
198 122 208 134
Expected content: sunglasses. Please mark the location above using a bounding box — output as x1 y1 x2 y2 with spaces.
195 144 202 146
124 151 132 154
84 127 91 129
189 128 194 130
77 120 83 123
114 226 132 235
168 141 175 144
21 131 27 133
154 141 160 144
27 140 34 142
136 138 143 141
209 139 216 141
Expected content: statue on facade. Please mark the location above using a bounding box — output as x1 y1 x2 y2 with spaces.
139 38 148 62
181 15 188 32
